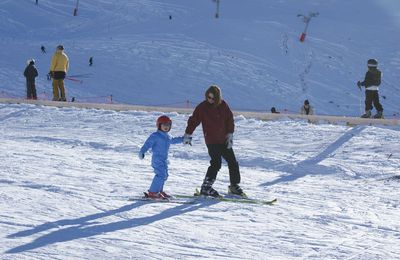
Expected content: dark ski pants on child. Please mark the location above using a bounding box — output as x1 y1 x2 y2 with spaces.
365 90 383 112
205 144 240 185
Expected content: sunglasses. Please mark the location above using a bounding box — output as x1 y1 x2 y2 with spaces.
161 123 172 127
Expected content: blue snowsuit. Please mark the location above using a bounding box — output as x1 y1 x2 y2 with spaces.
140 130 183 193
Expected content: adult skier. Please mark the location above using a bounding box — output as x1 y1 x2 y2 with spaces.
49 45 69 101
357 59 384 118
183 85 245 198
23 59 38 100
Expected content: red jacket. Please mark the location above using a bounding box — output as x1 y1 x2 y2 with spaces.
185 100 234 145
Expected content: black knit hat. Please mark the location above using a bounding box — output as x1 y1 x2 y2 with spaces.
367 59 378 67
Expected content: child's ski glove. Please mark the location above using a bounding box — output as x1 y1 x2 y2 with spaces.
183 134 192 146
138 152 145 159
357 81 362 90
226 133 233 149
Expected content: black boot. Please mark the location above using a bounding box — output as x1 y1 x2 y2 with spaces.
228 184 247 198
373 111 384 119
361 110 371 118
200 177 220 197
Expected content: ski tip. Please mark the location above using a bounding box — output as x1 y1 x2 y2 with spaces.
264 198 277 204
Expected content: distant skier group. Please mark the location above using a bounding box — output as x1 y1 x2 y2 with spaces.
23 44 94 102
23 45 69 101
271 58 384 119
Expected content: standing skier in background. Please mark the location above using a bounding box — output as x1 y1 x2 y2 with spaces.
138 115 185 199
183 85 246 198
49 45 69 101
23 59 38 100
357 59 384 118
300 99 314 115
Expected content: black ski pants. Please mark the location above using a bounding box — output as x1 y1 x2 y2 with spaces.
205 144 240 185
365 90 383 112
26 80 37 99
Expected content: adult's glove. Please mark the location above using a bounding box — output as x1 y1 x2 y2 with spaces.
138 152 145 160
183 134 192 145
357 81 362 90
226 133 233 149
47 72 53 81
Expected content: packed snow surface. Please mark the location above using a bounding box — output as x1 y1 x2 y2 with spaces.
1 104 399 259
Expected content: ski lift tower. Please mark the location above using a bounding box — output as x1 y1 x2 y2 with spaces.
73 0 80 16
297 12 319 42
213 0 220 18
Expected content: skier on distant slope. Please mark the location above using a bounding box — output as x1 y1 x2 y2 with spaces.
357 59 384 118
138 115 185 199
300 99 314 115
49 45 69 101
183 85 246 198
23 59 38 100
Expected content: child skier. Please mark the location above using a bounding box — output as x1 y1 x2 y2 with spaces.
138 115 186 199
357 59 384 118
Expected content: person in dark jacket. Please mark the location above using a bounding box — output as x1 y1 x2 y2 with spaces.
300 99 314 115
271 107 280 114
23 59 38 100
183 85 245 198
357 59 383 118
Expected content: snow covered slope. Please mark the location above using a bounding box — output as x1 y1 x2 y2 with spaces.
1 104 400 259
1 1 400 259
1 0 400 116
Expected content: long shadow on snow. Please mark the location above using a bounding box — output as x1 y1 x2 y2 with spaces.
6 200 217 254
261 125 365 187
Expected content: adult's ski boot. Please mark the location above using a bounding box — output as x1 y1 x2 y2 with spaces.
228 184 247 198
200 178 220 197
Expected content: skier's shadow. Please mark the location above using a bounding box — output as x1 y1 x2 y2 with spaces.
6 200 217 254
261 125 366 187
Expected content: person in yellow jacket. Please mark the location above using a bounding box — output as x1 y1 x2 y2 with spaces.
49 45 69 101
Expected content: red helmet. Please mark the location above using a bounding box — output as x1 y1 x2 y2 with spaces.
156 115 172 130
